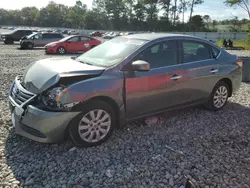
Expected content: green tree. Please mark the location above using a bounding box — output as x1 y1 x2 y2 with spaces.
203 14 211 29
189 14 205 31
189 0 204 23
224 0 250 19
21 7 40 26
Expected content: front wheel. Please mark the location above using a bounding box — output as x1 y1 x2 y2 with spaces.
57 46 66 54
27 42 34 49
205 81 229 111
68 100 116 147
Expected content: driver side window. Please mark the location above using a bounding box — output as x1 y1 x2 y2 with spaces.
34 34 42 40
134 40 178 69
68 37 80 42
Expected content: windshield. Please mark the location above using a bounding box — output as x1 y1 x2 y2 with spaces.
26 33 36 39
75 37 147 67
59 36 72 42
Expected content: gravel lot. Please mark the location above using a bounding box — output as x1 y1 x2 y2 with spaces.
0 42 250 188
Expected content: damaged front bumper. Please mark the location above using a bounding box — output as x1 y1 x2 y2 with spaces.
8 77 80 143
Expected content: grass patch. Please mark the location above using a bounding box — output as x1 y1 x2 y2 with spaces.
216 39 250 50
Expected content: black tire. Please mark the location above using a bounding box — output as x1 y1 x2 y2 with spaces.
57 46 66 54
68 100 116 147
5 39 14 44
27 42 34 49
205 81 229 111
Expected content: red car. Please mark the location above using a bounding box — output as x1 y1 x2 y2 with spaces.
45 35 101 54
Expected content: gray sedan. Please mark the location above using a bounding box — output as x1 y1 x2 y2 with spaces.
9 33 242 147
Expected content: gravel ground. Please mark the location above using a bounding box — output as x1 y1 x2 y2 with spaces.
0 43 250 188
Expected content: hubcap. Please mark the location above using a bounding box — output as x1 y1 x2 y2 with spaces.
59 48 65 54
213 86 228 108
78 109 111 143
28 44 32 48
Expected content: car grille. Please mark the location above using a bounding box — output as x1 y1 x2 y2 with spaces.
11 81 35 105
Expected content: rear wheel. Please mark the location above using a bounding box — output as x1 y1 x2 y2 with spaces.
57 46 66 54
68 100 116 147
206 81 229 111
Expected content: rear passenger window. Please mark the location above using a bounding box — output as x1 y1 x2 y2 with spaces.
211 47 220 58
182 41 211 63
43 34 62 39
80 37 91 41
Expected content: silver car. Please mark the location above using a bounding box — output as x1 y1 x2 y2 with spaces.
20 32 64 49
9 33 242 147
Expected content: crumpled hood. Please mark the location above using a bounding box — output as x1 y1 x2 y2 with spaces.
22 57 105 94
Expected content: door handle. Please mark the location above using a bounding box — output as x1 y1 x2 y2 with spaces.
170 75 182 80
210 69 218 73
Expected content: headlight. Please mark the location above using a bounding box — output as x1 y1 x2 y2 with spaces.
46 43 57 48
41 87 69 110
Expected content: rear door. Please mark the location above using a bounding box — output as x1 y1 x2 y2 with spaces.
79 36 92 52
65 36 80 52
169 39 220 106
41 34 54 46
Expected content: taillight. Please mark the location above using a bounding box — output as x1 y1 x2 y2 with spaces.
236 59 243 69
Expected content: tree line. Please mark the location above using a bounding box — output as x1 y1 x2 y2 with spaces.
0 0 249 32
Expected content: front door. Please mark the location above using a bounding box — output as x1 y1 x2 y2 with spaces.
124 40 180 119
33 33 43 47
66 36 80 52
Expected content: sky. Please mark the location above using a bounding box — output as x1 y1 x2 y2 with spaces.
0 0 248 21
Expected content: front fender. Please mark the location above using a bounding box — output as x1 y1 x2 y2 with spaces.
60 73 124 108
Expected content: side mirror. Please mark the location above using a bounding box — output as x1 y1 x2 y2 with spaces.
132 60 150 71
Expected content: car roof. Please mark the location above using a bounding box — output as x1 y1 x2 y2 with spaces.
122 33 209 41
16 29 32 31
40 32 62 34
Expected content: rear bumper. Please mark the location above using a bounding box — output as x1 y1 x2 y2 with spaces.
231 69 242 95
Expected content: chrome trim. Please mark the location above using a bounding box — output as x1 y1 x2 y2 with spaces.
210 69 218 73
9 76 37 107
170 75 182 80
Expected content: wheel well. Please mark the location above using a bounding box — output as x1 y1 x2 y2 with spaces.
71 96 120 123
64 96 121 139
219 78 232 97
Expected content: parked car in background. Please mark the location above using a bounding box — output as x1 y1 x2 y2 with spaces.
125 32 135 35
103 32 120 39
90 31 102 37
45 35 101 54
20 32 64 49
1 29 33 44
8 34 242 147
68 30 79 35
62 30 69 34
